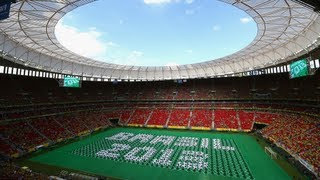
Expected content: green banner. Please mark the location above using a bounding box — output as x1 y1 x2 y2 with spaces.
290 59 308 79
64 77 80 88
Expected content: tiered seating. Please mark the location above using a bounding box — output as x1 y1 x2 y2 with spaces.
0 111 114 157
30 117 71 141
119 110 132 124
270 116 316 144
1 68 320 104
192 81 211 100
190 109 212 128
128 109 151 125
0 122 46 151
299 147 320 173
55 115 88 135
238 111 254 131
0 139 17 156
255 112 278 124
261 114 320 174
147 109 169 126
140 84 155 99
214 110 238 130
285 125 320 154
154 83 175 100
88 112 112 128
168 109 190 127
260 114 287 137
1 65 320 177
102 111 121 120
176 84 192 100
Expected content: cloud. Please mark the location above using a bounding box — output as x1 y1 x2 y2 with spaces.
185 0 194 4
106 42 119 47
212 25 221 31
240 17 252 24
185 9 195 15
55 20 115 60
55 21 148 66
130 51 144 58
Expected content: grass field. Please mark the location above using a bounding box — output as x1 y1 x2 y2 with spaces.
26 127 291 180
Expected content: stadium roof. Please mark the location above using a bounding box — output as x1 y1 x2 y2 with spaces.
0 0 319 80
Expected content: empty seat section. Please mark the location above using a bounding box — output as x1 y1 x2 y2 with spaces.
168 109 190 127
238 111 254 131
128 109 151 125
147 109 169 126
214 110 238 129
190 109 212 128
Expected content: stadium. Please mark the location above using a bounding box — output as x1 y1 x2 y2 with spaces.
0 0 319 179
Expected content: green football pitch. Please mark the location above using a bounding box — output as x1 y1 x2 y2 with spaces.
29 127 290 180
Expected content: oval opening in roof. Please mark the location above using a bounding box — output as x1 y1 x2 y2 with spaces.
55 0 257 67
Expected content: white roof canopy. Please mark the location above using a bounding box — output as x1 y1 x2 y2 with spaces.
0 0 319 80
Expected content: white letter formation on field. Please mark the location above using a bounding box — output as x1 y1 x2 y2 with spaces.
212 139 235 151
176 150 209 171
96 143 131 159
106 132 134 141
124 146 157 163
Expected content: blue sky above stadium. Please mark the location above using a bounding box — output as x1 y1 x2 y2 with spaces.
55 0 257 66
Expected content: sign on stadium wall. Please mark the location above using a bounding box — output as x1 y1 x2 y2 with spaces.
289 59 309 79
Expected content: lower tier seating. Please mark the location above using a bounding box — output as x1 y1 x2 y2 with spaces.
147 109 169 126
190 109 212 128
214 110 238 130
168 109 190 127
0 107 319 176
238 111 254 131
261 114 320 174
128 109 151 125
0 112 112 156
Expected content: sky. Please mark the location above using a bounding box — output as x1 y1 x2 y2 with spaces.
55 0 257 66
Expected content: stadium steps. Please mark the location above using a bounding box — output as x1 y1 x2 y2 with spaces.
187 104 193 129
26 121 52 143
250 113 256 131
77 116 91 131
125 109 136 125
212 109 215 129
53 118 75 137
236 110 242 131
144 106 154 126
172 88 177 100
165 105 174 127
0 135 23 154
